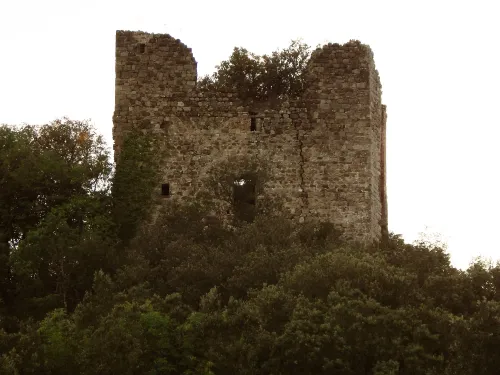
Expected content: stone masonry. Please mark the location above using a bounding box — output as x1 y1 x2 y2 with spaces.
113 30 388 244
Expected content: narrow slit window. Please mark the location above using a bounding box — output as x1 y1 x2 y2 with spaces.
250 112 257 131
139 43 146 53
161 183 170 196
233 175 256 222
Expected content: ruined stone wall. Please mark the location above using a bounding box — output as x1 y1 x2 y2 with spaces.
113 30 388 244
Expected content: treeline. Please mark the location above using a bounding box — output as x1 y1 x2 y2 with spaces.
1 119 500 375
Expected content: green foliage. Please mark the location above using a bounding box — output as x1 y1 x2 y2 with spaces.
0 118 112 330
0 118 111 244
37 309 78 373
111 129 160 245
2 117 500 374
10 195 116 317
198 40 312 105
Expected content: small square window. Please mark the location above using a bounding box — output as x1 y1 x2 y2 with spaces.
139 43 146 53
161 183 170 196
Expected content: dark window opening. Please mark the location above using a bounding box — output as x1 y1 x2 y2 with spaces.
233 175 256 222
139 43 146 53
250 112 257 131
161 183 170 196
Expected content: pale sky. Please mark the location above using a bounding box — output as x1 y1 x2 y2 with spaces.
1 0 499 269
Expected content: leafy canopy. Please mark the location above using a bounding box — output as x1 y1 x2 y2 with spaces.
198 40 312 105
1 115 500 375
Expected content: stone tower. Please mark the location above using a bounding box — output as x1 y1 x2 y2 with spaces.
113 30 388 244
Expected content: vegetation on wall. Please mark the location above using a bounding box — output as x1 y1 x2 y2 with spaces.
111 129 161 245
197 156 282 224
198 40 312 105
1 119 500 374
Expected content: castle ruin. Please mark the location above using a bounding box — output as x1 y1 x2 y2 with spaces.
113 30 388 244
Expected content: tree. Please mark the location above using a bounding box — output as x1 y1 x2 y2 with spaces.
0 118 111 244
10 195 116 318
0 118 112 326
198 40 312 105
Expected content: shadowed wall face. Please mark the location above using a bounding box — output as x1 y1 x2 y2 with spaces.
113 30 388 244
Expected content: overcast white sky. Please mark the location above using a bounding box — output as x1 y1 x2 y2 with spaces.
1 0 499 269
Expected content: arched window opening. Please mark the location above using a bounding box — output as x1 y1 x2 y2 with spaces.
233 175 256 222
